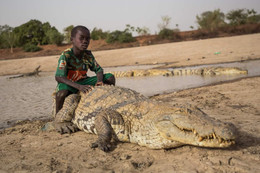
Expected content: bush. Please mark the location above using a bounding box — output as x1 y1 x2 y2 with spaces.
158 28 181 40
118 32 135 43
106 30 135 43
192 29 218 39
46 30 64 45
106 30 122 43
91 28 109 40
218 23 260 35
158 28 174 39
23 43 41 52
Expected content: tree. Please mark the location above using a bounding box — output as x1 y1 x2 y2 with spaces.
136 26 150 36
90 27 109 40
247 9 260 24
13 19 45 46
46 29 64 45
226 9 248 25
158 28 174 39
157 15 180 40
118 32 135 43
125 24 135 33
106 30 135 43
125 24 150 36
196 9 226 31
158 15 171 30
41 22 53 44
63 25 74 43
12 19 63 47
227 8 260 25
0 25 16 53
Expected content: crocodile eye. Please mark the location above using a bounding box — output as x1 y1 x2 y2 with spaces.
163 115 171 120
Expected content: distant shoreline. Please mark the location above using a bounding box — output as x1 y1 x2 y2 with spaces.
0 33 259 76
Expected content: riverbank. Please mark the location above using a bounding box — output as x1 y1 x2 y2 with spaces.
0 34 259 172
0 76 259 172
0 33 260 76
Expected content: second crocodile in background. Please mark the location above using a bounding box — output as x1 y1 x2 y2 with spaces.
53 85 237 152
109 67 248 78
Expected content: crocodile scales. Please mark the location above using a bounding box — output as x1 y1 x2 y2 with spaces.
54 85 236 151
109 67 248 78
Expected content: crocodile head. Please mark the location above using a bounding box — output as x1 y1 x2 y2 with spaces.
206 67 248 75
155 105 236 148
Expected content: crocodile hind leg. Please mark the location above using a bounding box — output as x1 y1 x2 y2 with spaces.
91 109 125 152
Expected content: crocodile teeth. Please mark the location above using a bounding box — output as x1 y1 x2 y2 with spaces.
213 133 216 139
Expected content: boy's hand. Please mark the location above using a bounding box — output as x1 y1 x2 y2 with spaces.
95 81 104 86
78 85 93 93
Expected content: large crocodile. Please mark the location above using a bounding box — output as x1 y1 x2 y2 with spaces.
109 67 248 78
52 85 236 152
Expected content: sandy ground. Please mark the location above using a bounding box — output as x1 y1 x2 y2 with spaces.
0 34 260 172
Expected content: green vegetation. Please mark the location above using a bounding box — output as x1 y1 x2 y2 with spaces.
136 26 150 36
106 30 135 43
196 9 226 31
196 8 260 31
46 29 64 45
63 25 74 43
91 27 109 40
13 20 44 46
158 28 174 39
0 25 16 53
227 9 260 26
157 15 171 31
125 24 150 36
105 24 136 43
13 20 63 46
0 20 64 53
23 43 41 52
157 15 180 40
0 8 259 53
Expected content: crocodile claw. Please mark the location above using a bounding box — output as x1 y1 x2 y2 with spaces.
54 122 79 134
91 141 111 152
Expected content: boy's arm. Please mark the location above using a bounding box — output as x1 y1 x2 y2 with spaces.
55 76 93 93
87 51 104 85
56 54 93 93
96 70 104 86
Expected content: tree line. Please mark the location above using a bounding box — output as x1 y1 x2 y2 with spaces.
0 8 259 53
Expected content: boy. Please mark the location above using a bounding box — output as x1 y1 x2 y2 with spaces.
54 26 115 133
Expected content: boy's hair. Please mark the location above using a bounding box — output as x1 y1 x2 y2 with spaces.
71 25 89 38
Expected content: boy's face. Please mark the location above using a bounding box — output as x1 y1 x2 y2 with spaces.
71 29 90 51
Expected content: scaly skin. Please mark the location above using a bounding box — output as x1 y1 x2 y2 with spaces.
54 85 236 151
109 67 248 78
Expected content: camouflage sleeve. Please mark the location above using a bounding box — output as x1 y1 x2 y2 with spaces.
89 52 103 74
55 54 68 77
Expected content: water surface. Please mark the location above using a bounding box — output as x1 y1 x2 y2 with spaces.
0 59 259 129
112 59 260 96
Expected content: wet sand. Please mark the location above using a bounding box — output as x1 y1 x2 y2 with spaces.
0 34 260 172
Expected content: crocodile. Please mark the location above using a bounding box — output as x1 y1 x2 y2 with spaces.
52 85 236 152
109 67 248 78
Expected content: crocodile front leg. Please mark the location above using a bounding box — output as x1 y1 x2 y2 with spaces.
91 109 124 152
54 94 80 134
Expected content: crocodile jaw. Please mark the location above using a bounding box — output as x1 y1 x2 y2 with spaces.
155 110 236 148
